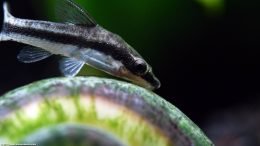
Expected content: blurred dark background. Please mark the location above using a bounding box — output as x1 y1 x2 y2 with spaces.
0 0 260 145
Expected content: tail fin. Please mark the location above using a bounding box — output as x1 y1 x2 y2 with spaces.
1 2 13 41
3 2 13 22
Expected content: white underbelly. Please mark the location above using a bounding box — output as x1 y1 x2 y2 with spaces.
7 33 77 57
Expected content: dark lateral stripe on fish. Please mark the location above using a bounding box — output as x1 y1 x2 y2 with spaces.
3 23 136 71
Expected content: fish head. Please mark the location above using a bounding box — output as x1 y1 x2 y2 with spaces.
91 26 161 90
112 37 161 90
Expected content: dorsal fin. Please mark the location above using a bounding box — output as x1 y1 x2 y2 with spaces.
55 0 96 27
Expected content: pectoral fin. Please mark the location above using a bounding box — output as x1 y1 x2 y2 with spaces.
59 57 85 77
17 46 52 63
81 49 120 73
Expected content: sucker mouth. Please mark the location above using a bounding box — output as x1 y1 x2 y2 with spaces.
141 71 161 89
117 66 161 90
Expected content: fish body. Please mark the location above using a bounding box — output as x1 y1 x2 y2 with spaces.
0 0 161 90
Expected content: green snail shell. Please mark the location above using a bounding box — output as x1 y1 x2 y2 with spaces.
0 77 214 146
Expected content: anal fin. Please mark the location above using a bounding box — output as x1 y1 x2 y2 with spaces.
17 46 52 63
59 57 85 77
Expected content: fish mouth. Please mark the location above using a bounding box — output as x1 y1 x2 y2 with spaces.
118 67 161 90
141 71 161 90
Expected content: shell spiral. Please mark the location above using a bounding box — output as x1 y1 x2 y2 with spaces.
0 77 213 146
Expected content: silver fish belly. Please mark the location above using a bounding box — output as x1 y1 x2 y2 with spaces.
0 0 161 90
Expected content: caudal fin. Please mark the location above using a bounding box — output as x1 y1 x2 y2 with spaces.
0 2 13 41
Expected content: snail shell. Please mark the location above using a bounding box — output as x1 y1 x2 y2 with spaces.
0 77 213 146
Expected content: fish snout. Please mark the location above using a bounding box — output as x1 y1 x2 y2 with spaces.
141 70 161 90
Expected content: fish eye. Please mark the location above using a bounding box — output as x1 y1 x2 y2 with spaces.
134 58 148 75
